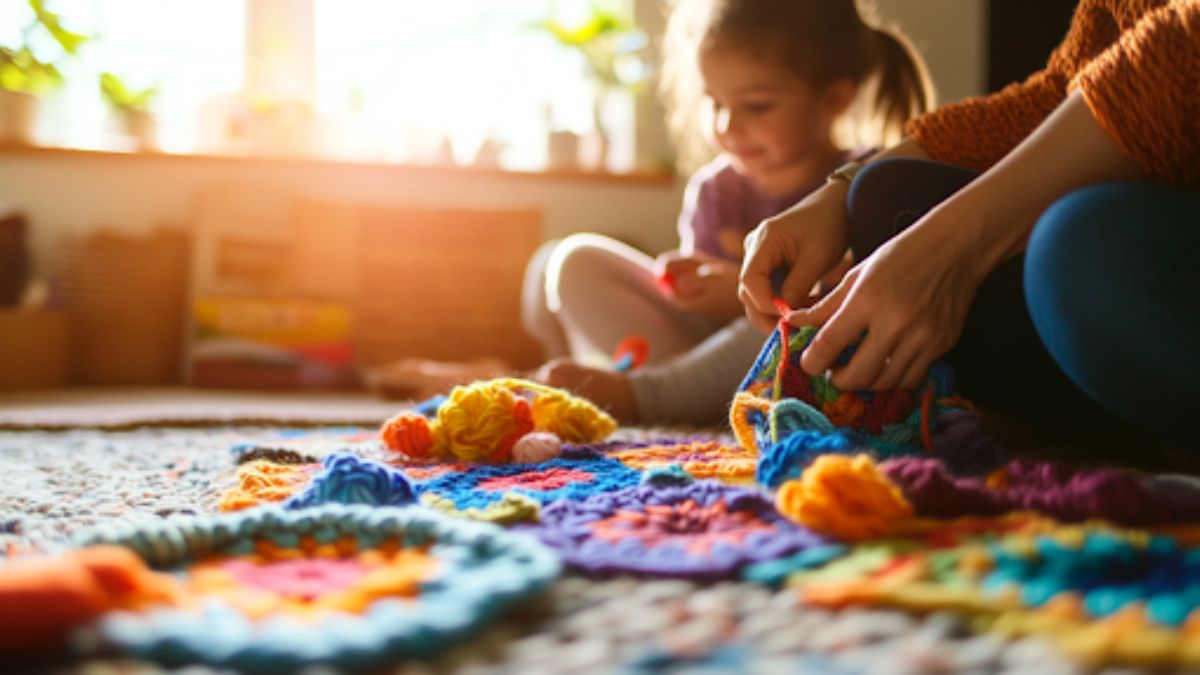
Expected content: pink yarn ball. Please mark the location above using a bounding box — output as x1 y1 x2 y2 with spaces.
511 432 562 463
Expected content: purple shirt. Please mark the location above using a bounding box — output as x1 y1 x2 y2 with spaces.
677 152 862 261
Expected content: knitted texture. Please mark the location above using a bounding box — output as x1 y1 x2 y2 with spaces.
790 515 1200 669
71 504 560 672
414 448 642 511
1074 2 1200 185
518 480 832 581
606 439 758 485
773 453 1200 542
219 460 323 512
883 457 1200 526
420 493 542 526
906 0 1198 186
283 453 417 510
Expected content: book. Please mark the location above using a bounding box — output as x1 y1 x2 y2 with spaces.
187 296 360 390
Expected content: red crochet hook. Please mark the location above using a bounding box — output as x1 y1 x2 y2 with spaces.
613 335 650 373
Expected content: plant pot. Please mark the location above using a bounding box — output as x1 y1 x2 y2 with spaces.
547 130 580 170
120 109 158 152
0 90 39 146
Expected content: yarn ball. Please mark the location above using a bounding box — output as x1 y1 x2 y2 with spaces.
776 454 914 542
529 389 616 443
512 432 563 464
380 378 615 465
435 382 534 463
380 412 436 460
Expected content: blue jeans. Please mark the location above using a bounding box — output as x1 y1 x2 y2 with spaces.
847 158 1200 452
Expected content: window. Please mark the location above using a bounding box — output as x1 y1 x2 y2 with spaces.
1 0 243 151
0 0 643 172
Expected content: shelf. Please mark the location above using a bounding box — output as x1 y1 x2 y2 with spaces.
0 143 678 187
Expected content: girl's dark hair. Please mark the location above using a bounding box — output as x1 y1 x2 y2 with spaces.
662 0 935 170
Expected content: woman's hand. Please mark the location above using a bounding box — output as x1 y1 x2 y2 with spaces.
788 204 986 391
787 92 1147 391
738 181 852 332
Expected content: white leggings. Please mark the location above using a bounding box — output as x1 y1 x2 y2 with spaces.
521 234 768 425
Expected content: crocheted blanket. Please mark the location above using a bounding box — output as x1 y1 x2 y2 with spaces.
2 382 1199 672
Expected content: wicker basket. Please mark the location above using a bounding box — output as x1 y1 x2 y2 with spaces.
56 228 189 384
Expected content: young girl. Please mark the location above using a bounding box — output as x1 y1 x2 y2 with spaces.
378 0 933 425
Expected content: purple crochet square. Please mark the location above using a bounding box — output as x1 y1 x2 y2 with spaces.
518 480 832 581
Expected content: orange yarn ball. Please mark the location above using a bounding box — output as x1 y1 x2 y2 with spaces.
776 454 913 541
380 412 435 460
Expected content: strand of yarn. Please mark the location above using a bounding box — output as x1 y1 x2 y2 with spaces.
775 454 914 541
501 378 617 443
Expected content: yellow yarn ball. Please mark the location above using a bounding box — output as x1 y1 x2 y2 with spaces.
434 381 531 463
385 377 615 465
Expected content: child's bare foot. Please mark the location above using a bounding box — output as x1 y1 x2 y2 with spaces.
536 358 638 422
369 356 510 401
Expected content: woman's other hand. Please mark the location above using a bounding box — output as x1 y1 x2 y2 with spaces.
787 205 985 391
738 181 852 332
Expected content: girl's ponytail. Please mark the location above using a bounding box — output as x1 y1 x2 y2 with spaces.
868 26 934 143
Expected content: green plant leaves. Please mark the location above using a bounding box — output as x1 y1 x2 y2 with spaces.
100 72 158 112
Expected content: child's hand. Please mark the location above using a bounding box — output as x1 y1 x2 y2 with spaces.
653 250 703 293
661 256 744 324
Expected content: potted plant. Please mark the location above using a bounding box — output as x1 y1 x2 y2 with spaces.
0 0 87 145
535 2 646 170
100 72 159 151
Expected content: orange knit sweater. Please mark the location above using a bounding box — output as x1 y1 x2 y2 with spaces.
906 0 1199 186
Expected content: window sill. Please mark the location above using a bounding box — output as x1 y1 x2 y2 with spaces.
0 143 678 187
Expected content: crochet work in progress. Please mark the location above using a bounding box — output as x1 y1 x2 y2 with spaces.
731 325 998 475
69 504 559 672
